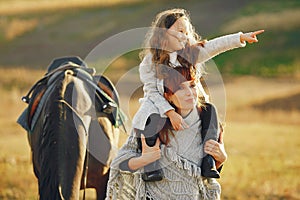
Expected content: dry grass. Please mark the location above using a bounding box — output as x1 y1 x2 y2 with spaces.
0 0 140 15
221 122 300 200
0 67 44 91
0 68 299 199
0 68 43 199
0 18 38 41
0 0 141 42
0 129 37 199
224 76 300 125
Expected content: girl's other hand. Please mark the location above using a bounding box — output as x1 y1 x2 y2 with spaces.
166 110 189 130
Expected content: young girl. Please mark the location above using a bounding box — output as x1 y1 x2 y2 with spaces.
132 8 264 180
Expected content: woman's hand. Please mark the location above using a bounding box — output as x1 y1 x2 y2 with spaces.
240 30 264 43
166 110 189 130
128 134 161 171
204 140 227 163
204 137 227 169
140 134 161 164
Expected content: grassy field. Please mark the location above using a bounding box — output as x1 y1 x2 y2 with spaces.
0 68 299 199
0 0 299 199
220 77 300 199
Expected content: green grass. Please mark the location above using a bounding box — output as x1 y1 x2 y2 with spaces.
0 0 299 78
213 0 300 77
238 0 300 15
215 29 300 77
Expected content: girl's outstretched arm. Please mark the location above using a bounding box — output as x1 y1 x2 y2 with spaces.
194 30 265 64
240 30 265 43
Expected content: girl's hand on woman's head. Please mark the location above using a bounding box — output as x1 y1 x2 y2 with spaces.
240 29 265 44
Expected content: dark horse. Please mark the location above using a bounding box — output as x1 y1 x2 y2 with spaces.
17 57 125 200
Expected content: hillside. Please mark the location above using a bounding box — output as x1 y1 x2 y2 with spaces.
0 0 299 77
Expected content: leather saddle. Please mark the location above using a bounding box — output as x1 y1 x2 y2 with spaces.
17 56 125 132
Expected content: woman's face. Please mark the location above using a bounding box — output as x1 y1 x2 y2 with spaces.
166 17 189 52
167 80 198 117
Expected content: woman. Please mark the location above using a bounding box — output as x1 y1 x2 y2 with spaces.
106 66 227 200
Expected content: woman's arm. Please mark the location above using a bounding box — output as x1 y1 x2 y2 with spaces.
204 127 227 169
204 140 227 169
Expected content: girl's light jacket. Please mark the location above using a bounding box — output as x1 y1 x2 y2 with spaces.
132 32 246 130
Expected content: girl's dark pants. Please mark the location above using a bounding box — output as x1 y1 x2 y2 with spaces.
200 103 220 178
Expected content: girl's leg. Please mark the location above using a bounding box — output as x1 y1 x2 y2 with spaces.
137 114 166 181
200 103 220 178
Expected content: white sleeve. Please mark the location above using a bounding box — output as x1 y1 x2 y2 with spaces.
197 32 246 63
139 54 174 117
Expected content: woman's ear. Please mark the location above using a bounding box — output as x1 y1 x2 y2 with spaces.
163 93 169 100
164 93 172 103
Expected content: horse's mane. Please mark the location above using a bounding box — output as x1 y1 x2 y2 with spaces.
38 74 68 199
37 72 91 199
